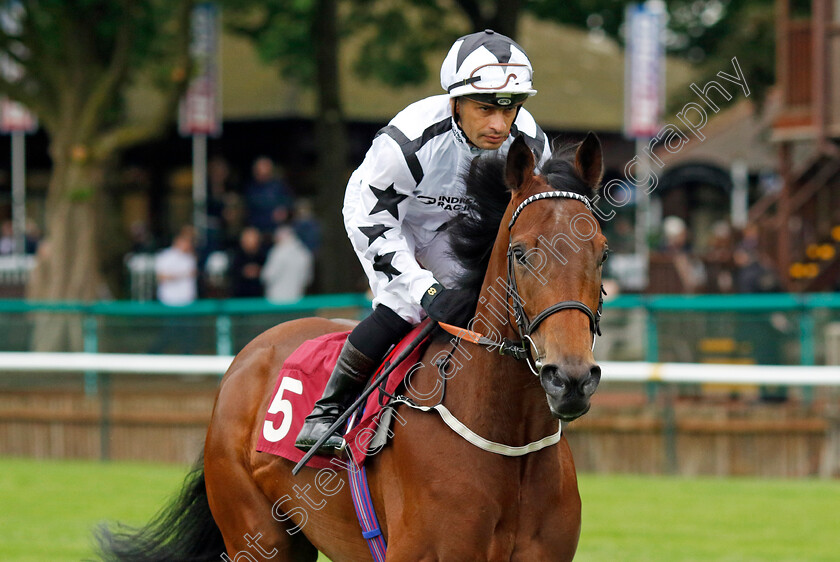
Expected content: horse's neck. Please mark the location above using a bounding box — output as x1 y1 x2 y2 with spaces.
432 281 557 446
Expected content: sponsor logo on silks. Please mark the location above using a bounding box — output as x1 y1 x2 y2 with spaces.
416 195 472 212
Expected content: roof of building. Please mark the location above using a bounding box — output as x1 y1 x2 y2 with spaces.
127 15 695 133
655 94 781 172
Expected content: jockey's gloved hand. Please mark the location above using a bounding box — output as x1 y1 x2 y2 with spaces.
420 283 479 327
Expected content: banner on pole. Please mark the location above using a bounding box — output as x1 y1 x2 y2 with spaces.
624 1 666 139
0 0 36 134
0 97 36 133
179 2 221 137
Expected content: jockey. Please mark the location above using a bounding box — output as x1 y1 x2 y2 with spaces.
295 29 551 455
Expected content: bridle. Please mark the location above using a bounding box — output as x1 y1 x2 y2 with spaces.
504 190 605 375
385 191 606 457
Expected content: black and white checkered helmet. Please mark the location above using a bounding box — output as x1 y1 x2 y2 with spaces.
440 29 537 103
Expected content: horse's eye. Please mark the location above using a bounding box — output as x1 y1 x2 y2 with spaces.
601 248 610 265
512 246 527 264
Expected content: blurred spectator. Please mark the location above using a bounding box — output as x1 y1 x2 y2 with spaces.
702 220 735 293
230 226 267 297
220 192 246 251
0 219 39 255
154 226 197 306
150 226 198 354
244 156 295 235
0 220 14 255
608 216 636 254
261 225 314 303
24 219 40 254
206 156 239 252
733 224 781 293
661 216 706 293
292 198 322 255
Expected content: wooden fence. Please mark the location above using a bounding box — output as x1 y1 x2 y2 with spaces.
1 378 839 477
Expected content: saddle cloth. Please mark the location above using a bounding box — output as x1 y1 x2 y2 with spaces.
256 323 431 469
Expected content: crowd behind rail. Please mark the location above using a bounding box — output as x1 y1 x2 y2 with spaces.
0 153 813 302
133 156 319 304
643 215 784 295
0 156 320 303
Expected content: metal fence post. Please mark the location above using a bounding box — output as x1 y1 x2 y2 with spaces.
83 315 98 395
645 300 659 403
216 314 232 357
83 313 110 461
801 304 815 404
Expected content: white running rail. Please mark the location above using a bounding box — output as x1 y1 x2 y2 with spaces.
1 354 840 386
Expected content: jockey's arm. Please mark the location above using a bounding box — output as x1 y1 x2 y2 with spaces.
344 134 439 319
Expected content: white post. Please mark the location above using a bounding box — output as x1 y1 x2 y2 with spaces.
11 129 26 255
635 137 651 263
730 160 749 229
192 133 208 247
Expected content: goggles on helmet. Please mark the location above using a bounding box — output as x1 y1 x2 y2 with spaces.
441 30 537 99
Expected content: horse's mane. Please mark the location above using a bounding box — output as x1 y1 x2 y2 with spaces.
448 142 592 293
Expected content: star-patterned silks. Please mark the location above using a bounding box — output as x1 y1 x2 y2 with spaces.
368 183 407 220
372 251 401 281
359 224 391 246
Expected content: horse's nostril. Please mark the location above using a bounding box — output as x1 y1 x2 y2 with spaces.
578 365 601 396
539 364 568 393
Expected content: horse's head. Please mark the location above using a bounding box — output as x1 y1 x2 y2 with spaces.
502 133 607 421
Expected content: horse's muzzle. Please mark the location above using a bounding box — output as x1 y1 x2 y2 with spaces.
539 362 601 421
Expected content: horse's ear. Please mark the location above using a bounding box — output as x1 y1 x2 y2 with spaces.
505 135 535 192
574 132 604 193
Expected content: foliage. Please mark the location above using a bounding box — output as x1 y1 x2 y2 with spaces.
528 0 777 103
0 0 192 152
224 0 457 89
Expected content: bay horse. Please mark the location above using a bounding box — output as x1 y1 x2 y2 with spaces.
97 133 608 561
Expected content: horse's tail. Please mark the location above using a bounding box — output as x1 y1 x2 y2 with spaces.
95 454 226 561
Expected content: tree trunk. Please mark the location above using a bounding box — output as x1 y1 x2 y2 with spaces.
490 0 521 39
456 0 521 39
312 0 357 294
27 145 108 351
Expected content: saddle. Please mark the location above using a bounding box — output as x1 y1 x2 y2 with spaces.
256 324 432 469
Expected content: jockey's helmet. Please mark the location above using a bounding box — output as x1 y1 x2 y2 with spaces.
440 29 536 108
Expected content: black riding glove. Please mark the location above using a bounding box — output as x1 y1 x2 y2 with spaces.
420 283 478 327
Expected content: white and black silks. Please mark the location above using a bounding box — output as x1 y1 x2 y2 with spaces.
343 94 550 324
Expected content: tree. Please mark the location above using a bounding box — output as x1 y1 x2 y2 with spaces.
224 0 456 293
0 0 194 349
528 0 777 104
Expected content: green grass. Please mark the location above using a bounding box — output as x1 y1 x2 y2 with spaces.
0 457 187 561
1 457 838 561
575 474 840 562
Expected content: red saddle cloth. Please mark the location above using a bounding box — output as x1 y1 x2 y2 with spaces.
256 323 431 469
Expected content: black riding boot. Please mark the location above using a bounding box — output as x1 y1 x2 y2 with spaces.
294 340 377 455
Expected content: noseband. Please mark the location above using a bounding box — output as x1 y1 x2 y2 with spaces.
506 191 605 375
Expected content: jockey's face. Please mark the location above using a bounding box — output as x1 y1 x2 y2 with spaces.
454 98 520 150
